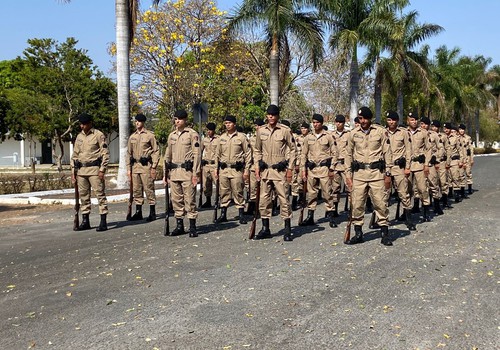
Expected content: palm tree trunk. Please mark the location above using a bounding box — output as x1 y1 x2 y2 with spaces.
115 0 131 189
374 58 382 124
397 87 403 119
474 108 480 146
269 35 280 106
349 47 359 128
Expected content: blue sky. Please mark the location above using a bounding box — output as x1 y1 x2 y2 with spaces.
1 0 499 77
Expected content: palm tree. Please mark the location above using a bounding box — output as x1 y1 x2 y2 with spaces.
488 65 500 120
226 0 324 106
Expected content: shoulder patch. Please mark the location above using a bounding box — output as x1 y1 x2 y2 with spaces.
102 143 108 148
194 142 200 147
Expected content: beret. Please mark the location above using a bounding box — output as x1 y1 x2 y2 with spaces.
78 113 92 124
431 120 441 128
254 118 265 126
206 122 216 131
266 104 280 115
407 112 417 119
354 117 360 123
335 114 346 122
459 123 466 130
301 121 310 129
224 115 236 124
386 110 399 120
358 106 373 118
443 122 453 129
174 109 188 119
420 116 431 125
281 119 291 127
135 114 147 122
312 113 324 123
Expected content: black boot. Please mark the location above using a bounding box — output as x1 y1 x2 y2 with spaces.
291 196 299 211
96 214 108 232
398 209 407 222
461 187 469 199
422 205 431 222
215 207 228 223
244 201 256 215
332 202 339 217
189 218 197 237
468 184 473 195
130 205 143 221
299 210 315 226
283 218 293 241
254 218 272 240
380 226 393 246
369 212 380 229
201 197 212 208
448 188 454 198
171 218 185 236
327 211 338 228
146 205 156 222
454 190 462 203
405 209 416 231
366 197 373 213
238 208 247 225
347 225 364 245
441 194 453 209
411 198 420 213
77 213 91 231
433 199 444 215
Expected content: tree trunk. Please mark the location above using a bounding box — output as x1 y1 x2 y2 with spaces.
348 47 359 128
374 58 382 124
497 95 500 120
397 87 403 120
475 108 480 147
115 0 131 189
269 35 280 106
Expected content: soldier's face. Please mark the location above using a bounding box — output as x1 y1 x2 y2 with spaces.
135 121 144 130
207 129 215 137
175 117 187 128
431 125 439 132
312 120 323 132
387 118 398 129
80 122 91 133
420 122 429 130
407 117 417 129
224 121 236 132
359 116 371 129
444 128 451 135
300 126 309 135
335 121 344 130
267 114 278 126
459 129 465 135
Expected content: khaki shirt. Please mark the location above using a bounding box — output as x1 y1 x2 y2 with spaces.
345 124 392 181
460 133 474 163
438 132 451 167
216 131 252 173
300 131 337 177
126 128 160 173
201 134 220 164
165 127 200 181
428 129 444 165
408 127 432 171
72 128 109 176
387 126 411 174
448 132 466 164
333 129 350 171
295 134 306 161
254 122 297 181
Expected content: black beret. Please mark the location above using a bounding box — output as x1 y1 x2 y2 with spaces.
386 110 399 121
174 109 188 119
420 117 431 125
443 122 453 129
358 106 373 118
236 126 244 132
266 104 280 115
301 121 310 129
459 123 466 130
78 113 92 124
335 114 346 122
312 113 324 123
281 119 291 127
135 113 147 122
407 112 417 119
254 118 265 126
224 115 236 124
354 117 360 124
452 125 459 131
206 122 216 131
431 120 441 128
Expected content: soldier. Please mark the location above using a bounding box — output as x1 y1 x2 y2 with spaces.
245 118 265 215
299 113 338 228
345 107 393 246
420 117 444 215
443 123 467 203
430 120 452 209
200 122 220 208
71 113 109 232
254 104 297 241
458 124 474 196
331 114 350 217
291 122 310 210
126 114 160 221
386 111 415 230
214 116 252 224
164 109 200 237
407 112 432 221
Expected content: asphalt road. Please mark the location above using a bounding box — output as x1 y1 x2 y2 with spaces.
1 155 499 350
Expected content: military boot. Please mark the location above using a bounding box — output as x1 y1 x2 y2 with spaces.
254 218 272 240
332 202 339 217
405 209 416 231
290 196 298 211
146 205 156 222
422 205 431 222
238 208 247 225
77 213 91 231
454 190 462 203
398 209 407 222
327 211 338 228
347 225 364 245
448 188 454 198
188 218 198 237
96 214 108 232
170 218 185 236
215 207 228 223
299 210 315 226
411 198 420 214
244 201 256 215
201 197 212 208
468 184 473 195
130 205 143 221
433 199 444 215
380 226 393 246
441 194 453 209
461 187 469 199
283 218 293 241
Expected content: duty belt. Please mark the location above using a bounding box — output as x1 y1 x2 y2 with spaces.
306 159 332 170
352 160 385 172
219 161 245 171
337 159 345 165
75 159 102 168
166 161 194 171
411 154 425 163
201 160 216 166
451 155 460 160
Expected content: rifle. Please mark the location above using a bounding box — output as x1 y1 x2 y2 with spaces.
249 180 260 239
163 162 170 236
198 160 204 207
126 161 133 220
298 171 307 225
343 192 352 244
343 182 349 212
213 172 220 223
368 211 377 229
73 161 80 231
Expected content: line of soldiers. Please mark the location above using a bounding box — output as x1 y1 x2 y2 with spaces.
72 105 475 246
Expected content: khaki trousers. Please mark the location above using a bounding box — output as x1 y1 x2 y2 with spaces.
351 178 389 227
78 175 108 215
170 179 197 219
132 172 156 205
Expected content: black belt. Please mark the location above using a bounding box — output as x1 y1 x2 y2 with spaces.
306 159 332 170
451 155 460 160
352 160 385 172
167 161 194 171
220 161 245 171
412 154 425 163
337 159 345 165
76 159 102 168
202 160 216 165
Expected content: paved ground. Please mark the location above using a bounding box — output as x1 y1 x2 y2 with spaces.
0 155 499 350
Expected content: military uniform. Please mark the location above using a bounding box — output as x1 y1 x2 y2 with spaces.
345 107 393 246
165 110 200 237
459 125 474 195
445 125 467 203
332 126 350 206
126 114 160 221
71 113 109 232
200 124 220 207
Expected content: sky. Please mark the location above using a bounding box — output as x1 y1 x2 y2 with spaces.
1 0 499 78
